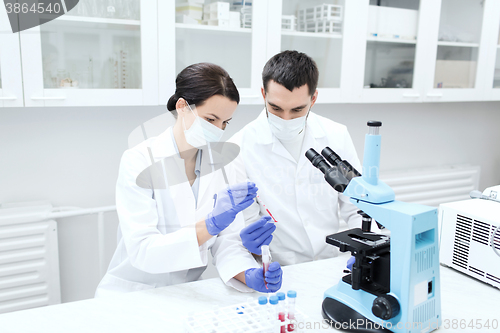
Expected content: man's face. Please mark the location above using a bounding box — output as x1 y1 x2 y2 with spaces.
262 80 318 120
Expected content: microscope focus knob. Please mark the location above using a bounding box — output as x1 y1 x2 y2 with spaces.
372 295 400 320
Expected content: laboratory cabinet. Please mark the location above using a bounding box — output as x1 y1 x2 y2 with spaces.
0 7 23 107
2 0 500 107
11 0 159 107
317 0 500 103
159 0 269 105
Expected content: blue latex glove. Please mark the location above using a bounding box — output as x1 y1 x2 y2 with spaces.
347 256 355 270
205 181 257 236
240 216 276 254
245 262 282 293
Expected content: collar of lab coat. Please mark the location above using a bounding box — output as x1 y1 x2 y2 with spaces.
151 127 178 160
254 108 327 145
150 126 215 207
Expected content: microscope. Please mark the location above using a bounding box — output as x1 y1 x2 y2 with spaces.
306 121 441 333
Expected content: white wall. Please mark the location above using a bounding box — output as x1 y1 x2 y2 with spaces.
1 101 499 304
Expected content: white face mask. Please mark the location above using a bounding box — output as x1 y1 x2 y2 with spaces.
182 103 224 147
266 106 308 141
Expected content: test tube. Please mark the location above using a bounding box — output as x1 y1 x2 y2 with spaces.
261 245 271 289
269 295 279 331
258 296 269 323
287 290 297 332
277 292 286 333
257 195 278 222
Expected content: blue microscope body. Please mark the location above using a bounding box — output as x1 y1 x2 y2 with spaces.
306 122 441 333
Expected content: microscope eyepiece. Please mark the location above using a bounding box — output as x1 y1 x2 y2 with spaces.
321 147 361 180
368 120 382 135
367 120 382 127
321 147 341 163
305 148 351 193
305 148 324 167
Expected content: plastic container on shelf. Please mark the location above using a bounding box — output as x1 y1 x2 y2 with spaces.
434 60 477 88
176 14 200 25
210 1 230 20
176 2 203 20
282 15 296 31
298 20 341 34
208 19 229 27
367 5 418 40
230 1 252 29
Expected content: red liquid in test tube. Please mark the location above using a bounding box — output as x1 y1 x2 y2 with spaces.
280 312 286 333
257 195 278 222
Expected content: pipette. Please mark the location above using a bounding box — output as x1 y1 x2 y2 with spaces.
257 195 278 223
261 244 270 289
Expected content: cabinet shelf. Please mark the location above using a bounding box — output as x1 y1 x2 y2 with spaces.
281 31 342 39
50 15 140 26
437 41 480 48
366 36 417 44
175 23 251 34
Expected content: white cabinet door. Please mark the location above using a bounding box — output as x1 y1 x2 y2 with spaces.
159 0 268 106
19 0 158 107
422 0 490 102
483 1 500 100
266 0 347 104
345 0 425 103
0 7 24 108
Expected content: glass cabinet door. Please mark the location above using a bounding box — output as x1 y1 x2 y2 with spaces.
433 0 484 89
423 0 490 102
364 0 420 90
342 0 424 103
20 0 158 107
169 0 266 104
494 24 500 89
263 0 344 103
0 5 24 107
281 0 344 92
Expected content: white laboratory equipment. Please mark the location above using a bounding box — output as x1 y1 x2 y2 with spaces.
439 185 500 289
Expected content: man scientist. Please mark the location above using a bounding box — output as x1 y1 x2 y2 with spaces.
231 50 363 265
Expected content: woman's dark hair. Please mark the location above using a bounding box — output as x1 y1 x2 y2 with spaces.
262 50 319 96
167 63 240 118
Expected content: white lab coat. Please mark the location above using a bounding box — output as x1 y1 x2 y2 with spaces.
228 110 362 266
95 127 259 297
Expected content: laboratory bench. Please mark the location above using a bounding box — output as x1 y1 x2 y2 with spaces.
0 256 498 333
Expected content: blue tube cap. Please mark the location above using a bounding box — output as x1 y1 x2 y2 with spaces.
276 292 285 301
287 290 297 298
258 296 268 305
269 295 279 305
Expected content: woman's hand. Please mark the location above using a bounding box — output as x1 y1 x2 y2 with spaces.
205 181 257 236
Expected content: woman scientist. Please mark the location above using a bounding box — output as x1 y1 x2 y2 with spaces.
95 63 282 297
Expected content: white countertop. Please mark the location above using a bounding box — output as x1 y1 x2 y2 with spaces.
0 255 498 333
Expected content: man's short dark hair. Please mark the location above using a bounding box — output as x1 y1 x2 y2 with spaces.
262 50 319 96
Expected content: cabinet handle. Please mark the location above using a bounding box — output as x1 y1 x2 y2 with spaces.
0 96 16 100
426 93 443 97
402 93 420 98
31 96 66 100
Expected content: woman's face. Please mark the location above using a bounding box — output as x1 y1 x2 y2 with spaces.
181 95 237 131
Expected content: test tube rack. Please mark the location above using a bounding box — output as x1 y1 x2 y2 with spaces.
184 298 306 333
281 15 296 31
296 4 343 34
